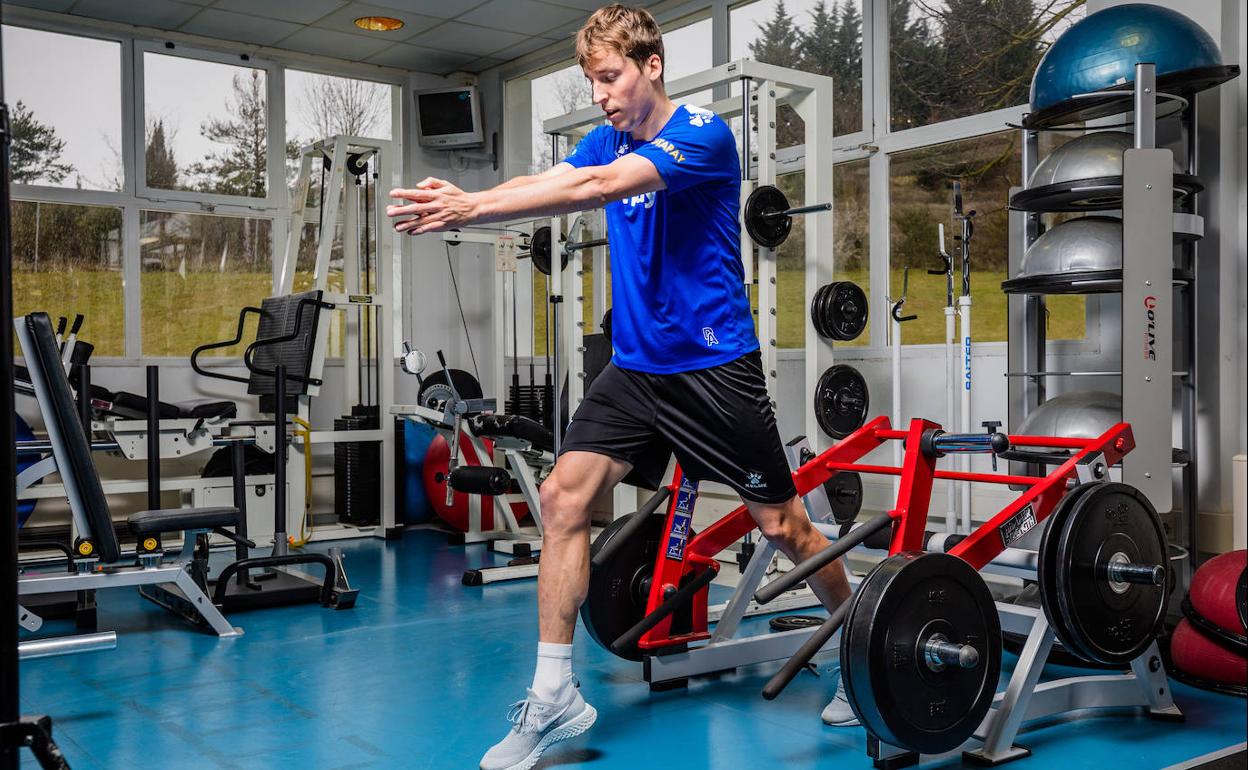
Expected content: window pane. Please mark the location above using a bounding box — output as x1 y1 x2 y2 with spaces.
285 70 393 187
2 26 122 191
530 63 591 173
140 211 272 357
143 52 268 197
889 0 1085 131
773 161 869 349
664 17 714 105
889 131 1084 344
11 201 124 356
730 0 864 137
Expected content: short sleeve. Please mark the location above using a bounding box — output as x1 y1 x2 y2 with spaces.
632 107 738 194
561 126 610 169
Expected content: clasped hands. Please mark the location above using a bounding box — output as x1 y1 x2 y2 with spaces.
387 177 479 235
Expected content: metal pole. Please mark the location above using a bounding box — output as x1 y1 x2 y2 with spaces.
273 366 288 557
145 366 160 513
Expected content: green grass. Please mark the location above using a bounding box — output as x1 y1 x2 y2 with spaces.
17 267 1085 361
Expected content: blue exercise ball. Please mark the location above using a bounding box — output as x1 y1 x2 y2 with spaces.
1030 3 1235 125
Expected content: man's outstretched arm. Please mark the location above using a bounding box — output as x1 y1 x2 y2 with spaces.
490 162 574 192
387 154 665 235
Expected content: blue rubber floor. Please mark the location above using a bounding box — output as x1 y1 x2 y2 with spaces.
18 529 1248 769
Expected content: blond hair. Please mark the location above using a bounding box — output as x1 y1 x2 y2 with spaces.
575 4 665 80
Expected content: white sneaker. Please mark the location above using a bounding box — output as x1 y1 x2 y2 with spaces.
479 687 598 770
821 671 860 727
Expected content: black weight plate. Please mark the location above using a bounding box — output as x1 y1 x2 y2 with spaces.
816 283 836 339
744 184 792 249
824 471 863 525
1037 482 1100 660
528 226 568 276
841 552 1001 756
810 284 830 339
814 364 869 439
580 511 696 660
826 281 868 342
1054 483 1169 664
418 368 483 409
1008 174 1203 213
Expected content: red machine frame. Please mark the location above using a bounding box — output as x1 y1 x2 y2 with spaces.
634 415 1134 653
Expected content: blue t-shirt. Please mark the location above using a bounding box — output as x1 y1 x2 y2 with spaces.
562 104 757 374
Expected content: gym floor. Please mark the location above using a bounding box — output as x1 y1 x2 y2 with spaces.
18 529 1248 770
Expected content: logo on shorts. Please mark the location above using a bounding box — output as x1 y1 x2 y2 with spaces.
745 471 766 490
702 327 719 347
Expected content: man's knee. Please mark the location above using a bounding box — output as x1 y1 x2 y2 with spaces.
754 499 814 548
539 477 592 536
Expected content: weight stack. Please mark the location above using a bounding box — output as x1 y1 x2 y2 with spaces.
334 405 380 526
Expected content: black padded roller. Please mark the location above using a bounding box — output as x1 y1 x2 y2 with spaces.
448 466 512 496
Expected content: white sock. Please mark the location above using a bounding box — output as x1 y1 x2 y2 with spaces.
531 642 574 703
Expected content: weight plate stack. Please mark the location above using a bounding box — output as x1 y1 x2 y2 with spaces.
841 552 1002 755
811 282 869 342
1039 482 1169 664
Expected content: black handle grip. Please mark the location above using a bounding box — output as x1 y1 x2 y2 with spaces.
610 566 717 656
754 514 894 605
590 488 673 570
762 599 851 700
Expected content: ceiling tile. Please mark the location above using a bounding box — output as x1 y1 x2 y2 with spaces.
68 0 201 29
540 18 582 41
464 56 505 72
456 0 582 38
359 0 484 20
313 2 442 41
489 36 560 63
278 26 393 61
178 9 303 47
213 0 348 26
363 43 474 73
407 21 527 58
537 0 614 11
2 0 76 12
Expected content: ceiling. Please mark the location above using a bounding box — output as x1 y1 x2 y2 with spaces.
5 0 667 75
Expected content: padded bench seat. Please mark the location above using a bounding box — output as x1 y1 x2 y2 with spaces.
128 506 241 536
111 392 237 421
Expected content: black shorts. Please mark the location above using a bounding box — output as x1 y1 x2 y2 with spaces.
560 351 798 504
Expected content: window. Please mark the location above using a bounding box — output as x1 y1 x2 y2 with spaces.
10 202 125 356
139 211 272 357
142 50 269 198
889 0 1085 131
771 160 869 349
285 69 394 186
889 131 1084 344
529 62 590 173
2 26 122 191
730 0 864 138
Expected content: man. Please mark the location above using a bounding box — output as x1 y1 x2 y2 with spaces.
388 6 856 770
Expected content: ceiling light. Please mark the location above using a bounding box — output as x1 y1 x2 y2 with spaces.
354 16 404 32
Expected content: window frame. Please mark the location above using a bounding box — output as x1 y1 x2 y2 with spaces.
5 8 407 363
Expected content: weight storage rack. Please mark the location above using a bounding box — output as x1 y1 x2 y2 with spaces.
1006 63 1204 595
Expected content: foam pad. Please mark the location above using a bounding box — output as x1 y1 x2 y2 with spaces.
1191 550 1248 636
1170 618 1247 686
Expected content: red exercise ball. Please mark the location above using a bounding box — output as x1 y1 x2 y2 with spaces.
1190 550 1247 636
1170 618 1247 687
423 433 497 532
422 434 530 532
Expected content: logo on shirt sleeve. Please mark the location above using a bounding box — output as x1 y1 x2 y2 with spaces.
686 105 715 128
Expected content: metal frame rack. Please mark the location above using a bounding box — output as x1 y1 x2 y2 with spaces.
1007 64 1199 585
